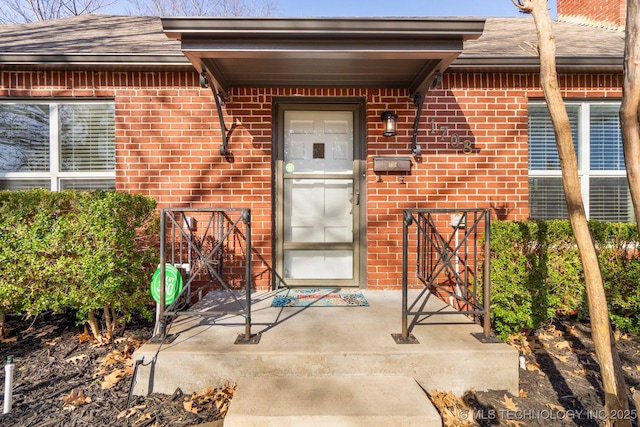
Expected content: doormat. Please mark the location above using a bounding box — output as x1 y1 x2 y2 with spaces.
271 289 369 307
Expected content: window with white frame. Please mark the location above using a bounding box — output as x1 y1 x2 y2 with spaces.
528 101 634 223
0 101 115 191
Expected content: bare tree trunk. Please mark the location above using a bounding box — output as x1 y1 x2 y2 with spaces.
514 1 631 425
103 306 113 342
621 0 640 231
87 311 104 344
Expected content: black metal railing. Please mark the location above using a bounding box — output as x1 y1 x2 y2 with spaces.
394 208 491 344
153 208 258 344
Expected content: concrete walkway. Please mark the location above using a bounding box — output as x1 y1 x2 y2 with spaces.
132 289 518 425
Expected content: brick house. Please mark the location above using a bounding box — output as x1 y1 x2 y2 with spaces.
0 0 628 291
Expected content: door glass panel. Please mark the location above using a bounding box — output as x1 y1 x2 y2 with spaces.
284 178 352 243
284 250 353 279
281 109 356 283
284 111 353 174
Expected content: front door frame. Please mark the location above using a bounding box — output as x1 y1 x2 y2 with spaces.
272 97 367 289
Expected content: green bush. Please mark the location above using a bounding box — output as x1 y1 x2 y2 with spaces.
490 219 640 339
0 189 158 341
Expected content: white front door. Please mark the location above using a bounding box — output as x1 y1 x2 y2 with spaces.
275 102 364 287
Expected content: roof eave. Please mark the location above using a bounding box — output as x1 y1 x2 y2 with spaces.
450 56 624 73
0 53 193 71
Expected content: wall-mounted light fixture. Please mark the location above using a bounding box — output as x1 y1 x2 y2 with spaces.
380 111 398 137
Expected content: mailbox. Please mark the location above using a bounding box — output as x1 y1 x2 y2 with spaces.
373 156 412 172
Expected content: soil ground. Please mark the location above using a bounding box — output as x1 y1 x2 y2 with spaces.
1 313 639 426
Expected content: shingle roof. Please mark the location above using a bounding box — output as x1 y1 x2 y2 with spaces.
454 17 624 71
0 14 179 54
0 14 626 72
0 14 188 70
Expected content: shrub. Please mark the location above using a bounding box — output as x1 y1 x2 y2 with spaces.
0 190 158 341
489 219 640 339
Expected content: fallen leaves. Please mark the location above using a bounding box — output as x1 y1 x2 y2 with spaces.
547 403 564 411
101 367 132 389
614 329 630 341
552 353 569 363
566 367 590 379
116 383 235 425
525 360 543 373
66 354 89 364
116 404 154 425
429 390 474 427
76 327 93 343
503 394 518 411
183 383 236 418
32 324 59 338
61 389 92 409
555 340 572 351
95 337 145 389
2 322 63 343
44 336 63 346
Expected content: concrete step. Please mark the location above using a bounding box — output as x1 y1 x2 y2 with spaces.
224 375 442 427
133 291 519 397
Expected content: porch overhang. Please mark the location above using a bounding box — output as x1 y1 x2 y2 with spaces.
162 17 486 98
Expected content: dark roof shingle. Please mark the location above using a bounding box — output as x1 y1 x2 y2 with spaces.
0 14 626 72
0 14 179 54
455 17 624 71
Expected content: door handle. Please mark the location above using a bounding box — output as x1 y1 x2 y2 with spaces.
355 190 360 206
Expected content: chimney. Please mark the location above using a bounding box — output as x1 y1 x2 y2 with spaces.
557 0 627 30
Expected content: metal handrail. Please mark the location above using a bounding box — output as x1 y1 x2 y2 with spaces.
395 208 491 344
153 208 258 344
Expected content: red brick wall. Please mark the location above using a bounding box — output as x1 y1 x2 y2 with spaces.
557 0 627 28
0 70 623 290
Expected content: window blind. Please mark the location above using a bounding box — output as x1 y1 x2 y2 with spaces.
528 104 579 171
0 179 50 191
590 105 624 171
529 177 568 219
60 104 115 172
589 177 633 222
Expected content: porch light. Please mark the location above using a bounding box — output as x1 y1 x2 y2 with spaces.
380 111 397 137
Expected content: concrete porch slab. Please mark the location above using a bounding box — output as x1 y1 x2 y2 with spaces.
132 290 518 397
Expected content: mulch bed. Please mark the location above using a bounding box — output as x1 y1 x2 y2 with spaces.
430 319 640 426
0 313 227 427
1 313 640 426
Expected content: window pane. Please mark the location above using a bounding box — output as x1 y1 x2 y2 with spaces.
529 104 579 171
590 105 624 171
529 177 568 219
284 110 354 174
60 104 115 172
590 177 633 222
0 179 50 190
60 179 115 191
0 104 50 172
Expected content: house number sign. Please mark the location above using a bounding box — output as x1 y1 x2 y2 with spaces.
429 119 473 154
